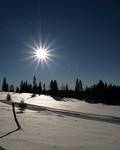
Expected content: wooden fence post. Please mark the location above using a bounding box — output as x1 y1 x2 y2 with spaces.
12 102 21 129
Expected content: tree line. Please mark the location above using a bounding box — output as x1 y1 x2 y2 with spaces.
1 77 120 105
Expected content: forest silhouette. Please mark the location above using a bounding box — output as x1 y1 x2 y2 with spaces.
1 77 120 105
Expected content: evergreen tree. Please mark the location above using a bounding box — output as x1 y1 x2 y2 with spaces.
75 78 79 92
28 84 32 93
23 81 27 92
50 80 54 91
75 78 83 98
6 83 9 92
38 82 42 95
79 80 83 92
50 80 59 96
10 84 15 92
33 76 36 87
32 76 38 93
54 80 59 96
16 87 20 93
54 80 58 91
2 77 9 92
43 84 46 94
20 80 24 93
75 78 83 92
66 84 69 91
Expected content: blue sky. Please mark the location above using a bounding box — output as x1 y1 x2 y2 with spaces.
0 0 120 88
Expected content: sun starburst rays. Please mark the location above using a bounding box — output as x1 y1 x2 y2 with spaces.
27 39 56 70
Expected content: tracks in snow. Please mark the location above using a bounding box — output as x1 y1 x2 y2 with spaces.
0 100 120 125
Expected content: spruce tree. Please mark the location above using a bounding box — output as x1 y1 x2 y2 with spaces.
79 80 83 92
10 84 15 92
33 76 38 93
75 78 79 92
38 82 42 95
2 77 9 92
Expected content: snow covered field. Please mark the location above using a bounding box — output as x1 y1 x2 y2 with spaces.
0 92 120 117
0 92 120 150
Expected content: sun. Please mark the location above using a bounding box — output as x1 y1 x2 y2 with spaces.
35 48 48 61
27 39 56 69
31 44 52 65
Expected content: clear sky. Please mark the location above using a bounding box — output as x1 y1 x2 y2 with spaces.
0 0 120 88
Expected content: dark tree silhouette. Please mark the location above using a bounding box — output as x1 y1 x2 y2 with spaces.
75 78 83 92
75 78 79 92
38 82 42 95
2 77 9 92
20 80 24 93
1 76 120 105
43 83 46 94
74 78 83 98
66 84 69 91
16 87 20 93
10 84 15 92
32 76 38 94
27 83 32 93
84 80 120 105
79 80 83 92
49 80 59 96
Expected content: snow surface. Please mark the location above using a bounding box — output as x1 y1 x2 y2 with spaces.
0 101 120 150
0 92 120 117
